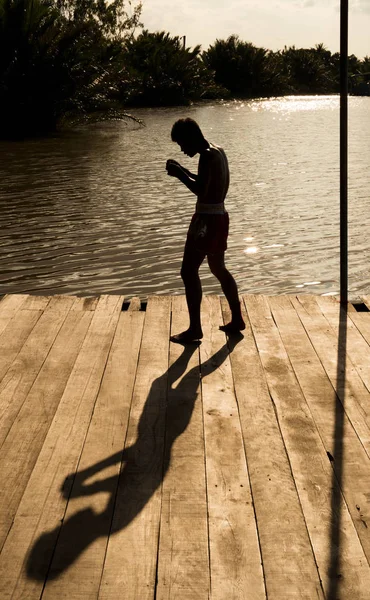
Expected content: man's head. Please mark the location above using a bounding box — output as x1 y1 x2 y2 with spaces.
171 118 206 157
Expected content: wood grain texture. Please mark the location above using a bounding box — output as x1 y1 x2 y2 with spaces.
0 293 369 600
98 295 171 600
0 294 28 335
0 296 75 453
362 296 370 310
0 309 42 381
200 295 265 600
42 306 145 599
0 294 123 600
128 297 141 311
222 297 325 599
291 295 370 454
247 294 370 598
316 295 370 394
348 311 370 346
70 296 99 311
22 295 52 310
268 295 370 583
156 295 210 600
0 308 93 554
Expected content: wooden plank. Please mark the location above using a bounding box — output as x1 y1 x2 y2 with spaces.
200 296 266 600
362 296 370 310
268 295 370 574
0 296 75 451
0 309 42 382
0 294 28 335
156 295 209 600
221 297 324 599
128 297 141 311
98 295 171 600
0 295 123 600
347 312 370 346
70 296 99 311
93 294 123 316
316 295 370 394
0 294 28 311
22 295 51 311
244 294 369 599
0 306 93 552
291 295 370 452
41 304 145 598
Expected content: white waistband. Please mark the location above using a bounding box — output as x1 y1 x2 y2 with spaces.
196 202 226 215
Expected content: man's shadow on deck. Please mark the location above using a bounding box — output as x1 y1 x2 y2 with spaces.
27 334 243 580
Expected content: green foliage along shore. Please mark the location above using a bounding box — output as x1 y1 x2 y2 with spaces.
203 36 370 98
0 0 142 137
1 0 369 138
120 30 226 106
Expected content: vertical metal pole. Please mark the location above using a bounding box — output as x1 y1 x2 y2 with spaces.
340 0 348 305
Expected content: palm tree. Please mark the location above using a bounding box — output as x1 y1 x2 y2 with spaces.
281 45 335 94
122 30 221 106
203 35 286 97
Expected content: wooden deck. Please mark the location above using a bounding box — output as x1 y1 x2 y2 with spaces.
0 293 370 599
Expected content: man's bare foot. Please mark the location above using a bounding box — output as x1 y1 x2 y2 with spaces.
219 319 246 334
170 328 203 344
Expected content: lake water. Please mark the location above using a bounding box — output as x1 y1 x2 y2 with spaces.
1 96 369 299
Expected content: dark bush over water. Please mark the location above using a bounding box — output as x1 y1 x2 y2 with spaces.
0 0 142 137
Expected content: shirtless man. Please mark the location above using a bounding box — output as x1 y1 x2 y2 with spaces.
166 117 245 343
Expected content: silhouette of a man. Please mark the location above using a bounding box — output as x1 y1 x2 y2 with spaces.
166 118 245 343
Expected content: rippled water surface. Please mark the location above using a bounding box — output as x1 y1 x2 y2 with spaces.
1 96 370 298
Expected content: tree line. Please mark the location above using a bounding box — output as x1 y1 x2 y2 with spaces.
1 0 369 137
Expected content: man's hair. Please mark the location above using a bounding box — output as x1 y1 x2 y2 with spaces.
171 118 204 144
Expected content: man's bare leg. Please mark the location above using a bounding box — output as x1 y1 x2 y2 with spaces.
207 253 245 333
170 246 206 344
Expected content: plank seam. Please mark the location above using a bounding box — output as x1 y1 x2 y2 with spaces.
345 313 370 394
94 308 147 599
315 297 370 396
0 309 44 393
273 297 348 461
287 298 370 573
39 300 123 597
348 313 370 348
0 521 13 557
287 296 370 463
280 296 370 586
267 382 327 594
199 349 212 599
153 302 173 600
0 303 74 454
0 311 94 559
290 296 370 459
362 297 370 311
222 307 268 600
314 299 370 595
243 296 326 597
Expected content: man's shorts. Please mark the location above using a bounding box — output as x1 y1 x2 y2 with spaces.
186 212 229 255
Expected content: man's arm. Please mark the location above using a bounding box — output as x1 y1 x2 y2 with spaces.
167 160 197 179
166 152 212 197
174 166 199 195
180 166 197 179
166 160 198 186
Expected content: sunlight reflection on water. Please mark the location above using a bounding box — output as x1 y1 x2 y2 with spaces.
251 95 340 114
0 96 370 299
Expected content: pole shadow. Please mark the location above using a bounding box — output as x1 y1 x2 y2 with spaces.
26 333 243 581
327 302 347 599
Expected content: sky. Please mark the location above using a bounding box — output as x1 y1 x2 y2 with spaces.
140 0 370 59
